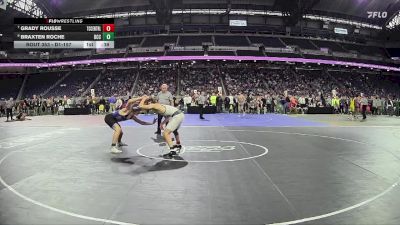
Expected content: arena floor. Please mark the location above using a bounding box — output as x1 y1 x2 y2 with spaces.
0 114 400 225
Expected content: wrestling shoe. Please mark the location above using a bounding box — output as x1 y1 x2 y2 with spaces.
118 142 128 147
110 146 123 154
175 144 182 153
162 151 177 158
168 151 177 156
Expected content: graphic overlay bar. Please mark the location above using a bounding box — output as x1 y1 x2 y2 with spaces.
13 41 114 49
14 18 114 24
14 18 115 49
14 32 103 40
15 25 103 32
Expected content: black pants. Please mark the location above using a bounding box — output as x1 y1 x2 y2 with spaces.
361 105 367 120
267 104 272 113
371 107 377 115
156 114 163 133
198 104 204 118
224 103 229 112
6 108 13 120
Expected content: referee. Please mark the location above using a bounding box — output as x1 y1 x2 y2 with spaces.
155 84 174 135
360 93 368 121
198 91 206 120
5 97 14 122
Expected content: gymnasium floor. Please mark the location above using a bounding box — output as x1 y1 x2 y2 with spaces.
0 114 400 225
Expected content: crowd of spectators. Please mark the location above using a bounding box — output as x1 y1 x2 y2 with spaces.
176 65 400 116
134 68 178 96
0 94 132 121
93 68 136 97
180 67 220 96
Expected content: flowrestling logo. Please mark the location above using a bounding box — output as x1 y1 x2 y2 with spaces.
367 11 388 19
184 146 236 153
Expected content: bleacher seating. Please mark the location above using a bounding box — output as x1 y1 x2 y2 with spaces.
115 37 143 48
23 71 66 98
340 43 362 52
166 51 204 56
248 36 286 48
207 51 236 56
0 34 395 68
237 50 264 56
10 59 41 63
302 54 335 60
281 38 318 50
214 35 249 46
386 48 400 58
265 52 301 58
57 56 89 62
0 74 24 99
91 53 125 59
45 70 100 98
178 35 212 46
141 36 178 47
358 46 387 58
126 52 164 57
311 40 347 52
0 58 10 63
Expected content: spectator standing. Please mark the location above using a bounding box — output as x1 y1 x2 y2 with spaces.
228 94 234 113
298 95 306 114
115 97 123 110
0 99 5 118
238 93 246 116
216 94 223 113
183 94 192 112
377 96 384 115
66 98 72 108
266 94 272 113
340 97 346 114
372 96 378 115
210 93 217 107
386 97 394 116
109 95 117 112
224 96 230 113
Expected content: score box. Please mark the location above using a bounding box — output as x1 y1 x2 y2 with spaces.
96 41 114 48
102 24 114 32
102 32 115 41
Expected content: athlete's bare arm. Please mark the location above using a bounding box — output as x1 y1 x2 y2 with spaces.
131 115 157 125
139 95 164 112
